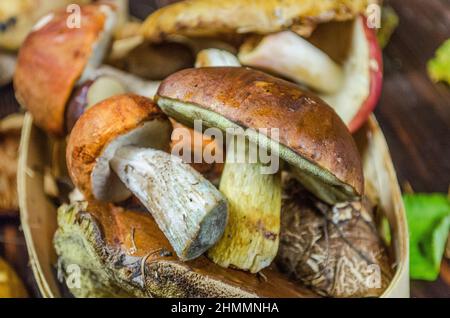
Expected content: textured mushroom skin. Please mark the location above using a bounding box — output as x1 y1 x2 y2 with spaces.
14 4 111 136
141 0 372 42
156 67 363 201
66 94 170 201
54 201 316 298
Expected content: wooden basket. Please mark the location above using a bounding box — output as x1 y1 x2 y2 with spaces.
18 113 409 298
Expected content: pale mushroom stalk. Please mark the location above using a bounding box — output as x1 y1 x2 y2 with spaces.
207 141 282 273
109 146 228 261
67 95 228 261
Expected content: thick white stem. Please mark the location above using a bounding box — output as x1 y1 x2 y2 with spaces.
109 145 228 260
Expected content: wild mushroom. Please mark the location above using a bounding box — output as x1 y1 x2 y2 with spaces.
140 0 381 132
238 16 383 132
66 94 228 260
13 3 160 136
155 67 364 272
193 49 282 273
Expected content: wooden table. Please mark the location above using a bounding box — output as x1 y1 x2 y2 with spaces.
0 0 449 298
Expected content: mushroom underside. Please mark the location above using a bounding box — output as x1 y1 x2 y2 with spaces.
156 96 358 204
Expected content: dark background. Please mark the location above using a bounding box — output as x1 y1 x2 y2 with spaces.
0 0 449 298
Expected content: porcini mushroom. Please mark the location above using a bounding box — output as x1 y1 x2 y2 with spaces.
66 94 228 260
238 16 383 132
156 67 363 205
155 67 363 272
14 3 161 136
140 0 381 132
194 50 282 273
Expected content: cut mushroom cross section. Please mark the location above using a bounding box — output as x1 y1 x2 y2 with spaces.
67 94 228 261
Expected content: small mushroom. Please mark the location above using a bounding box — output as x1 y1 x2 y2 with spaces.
66 94 228 261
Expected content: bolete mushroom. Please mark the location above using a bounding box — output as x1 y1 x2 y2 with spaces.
277 178 393 297
193 49 282 273
155 67 363 272
66 94 228 260
156 67 363 204
238 16 383 132
13 3 160 136
140 0 381 132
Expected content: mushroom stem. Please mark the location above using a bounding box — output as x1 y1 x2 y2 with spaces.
207 142 282 273
109 145 228 261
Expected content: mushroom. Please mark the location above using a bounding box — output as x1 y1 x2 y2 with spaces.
13 3 160 136
156 67 363 203
155 67 364 272
140 0 381 132
66 94 228 260
193 49 282 273
238 16 383 132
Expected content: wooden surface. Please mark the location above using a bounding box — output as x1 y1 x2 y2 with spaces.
0 0 449 298
376 0 450 298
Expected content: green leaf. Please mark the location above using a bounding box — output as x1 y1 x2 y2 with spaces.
403 194 450 281
427 39 450 85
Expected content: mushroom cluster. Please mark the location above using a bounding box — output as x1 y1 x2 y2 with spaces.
13 0 393 298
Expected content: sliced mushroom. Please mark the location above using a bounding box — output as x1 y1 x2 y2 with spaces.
66 94 228 260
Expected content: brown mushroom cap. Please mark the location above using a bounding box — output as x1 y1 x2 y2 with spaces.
141 0 372 42
14 4 116 136
66 94 172 202
156 67 363 203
